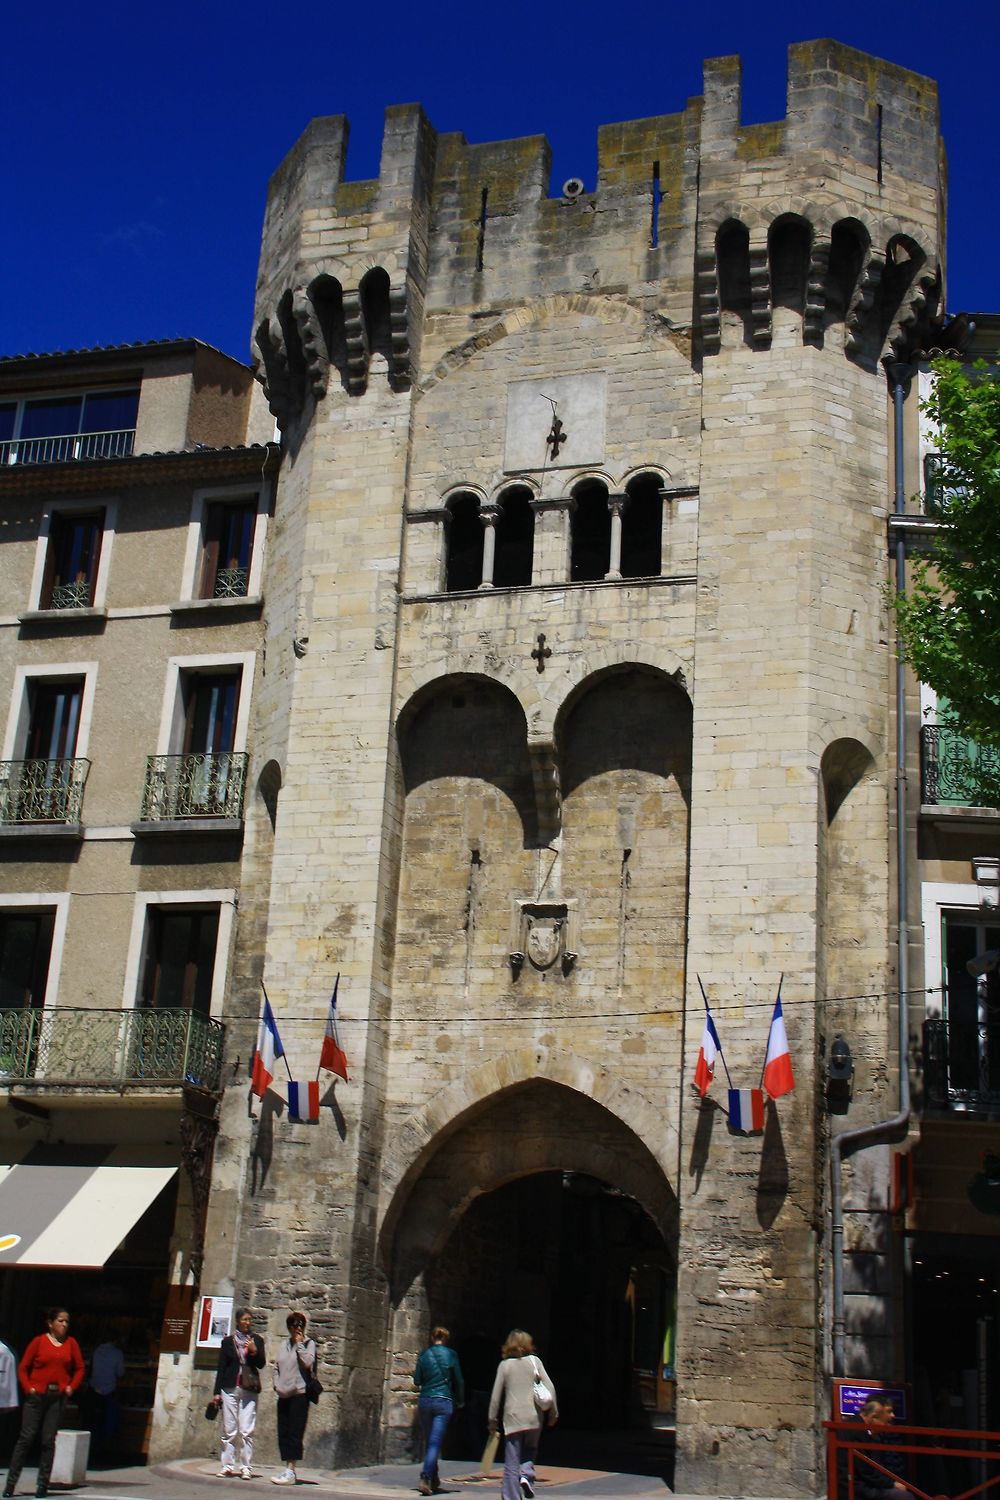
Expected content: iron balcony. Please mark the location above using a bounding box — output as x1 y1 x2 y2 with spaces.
920 725 1000 809
140 751 248 822
0 429 136 466
0 757 90 825
923 1018 1000 1114
0 1006 225 1092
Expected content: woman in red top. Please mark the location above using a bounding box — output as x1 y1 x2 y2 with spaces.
3 1308 84 1499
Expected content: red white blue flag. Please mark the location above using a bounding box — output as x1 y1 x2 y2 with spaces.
693 1008 721 1097
763 992 795 1099
287 1080 320 1122
319 974 349 1082
251 998 284 1099
728 1087 765 1134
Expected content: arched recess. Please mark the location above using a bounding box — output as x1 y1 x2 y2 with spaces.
620 471 663 579
716 218 752 346
817 738 889 1064
877 234 926 350
309 273 349 390
393 676 537 1035
443 491 484 591
360 266 393 369
569 477 611 582
769 214 812 317
826 219 869 327
492 485 534 588
257 758 282 834
380 1077 678 1457
557 666 692 1010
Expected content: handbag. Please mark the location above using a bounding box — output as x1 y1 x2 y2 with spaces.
530 1356 553 1412
296 1349 323 1404
240 1363 262 1394
205 1400 219 1421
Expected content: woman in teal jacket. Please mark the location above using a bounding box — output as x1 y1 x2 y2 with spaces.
414 1327 464 1495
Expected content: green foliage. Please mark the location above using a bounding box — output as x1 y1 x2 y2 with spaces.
893 356 1000 804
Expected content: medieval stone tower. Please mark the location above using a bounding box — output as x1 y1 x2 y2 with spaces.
193 41 944 1495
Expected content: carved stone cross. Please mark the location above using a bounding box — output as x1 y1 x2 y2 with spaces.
546 414 567 459
531 633 552 673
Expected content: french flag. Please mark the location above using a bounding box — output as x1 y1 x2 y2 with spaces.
763 992 795 1099
251 999 285 1098
319 974 349 1082
287 1080 320 1122
728 1088 765 1134
693 1008 721 1097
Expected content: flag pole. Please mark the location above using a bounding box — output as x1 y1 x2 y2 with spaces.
261 980 294 1081
696 974 734 1089
759 973 784 1089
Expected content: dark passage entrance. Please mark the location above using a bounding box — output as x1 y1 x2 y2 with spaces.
426 1171 675 1475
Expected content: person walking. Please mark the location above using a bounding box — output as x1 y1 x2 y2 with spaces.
0 1338 17 1468
3 1308 84 1498
211 1308 266 1480
271 1313 317 1486
86 1334 126 1460
488 1330 557 1500
414 1327 464 1496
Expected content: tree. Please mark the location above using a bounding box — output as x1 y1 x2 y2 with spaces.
893 355 1000 804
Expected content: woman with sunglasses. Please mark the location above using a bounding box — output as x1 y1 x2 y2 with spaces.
270 1313 317 1486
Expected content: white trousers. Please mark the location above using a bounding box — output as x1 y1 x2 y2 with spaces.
220 1387 257 1470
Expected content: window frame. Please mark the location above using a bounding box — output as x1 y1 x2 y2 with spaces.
155 653 255 757
179 484 268 603
0 893 70 1010
3 661 99 764
123 889 235 1020
0 388 139 457
27 497 117 612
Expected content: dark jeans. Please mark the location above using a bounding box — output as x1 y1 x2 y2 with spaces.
419 1396 453 1484
7 1391 66 1490
276 1393 310 1463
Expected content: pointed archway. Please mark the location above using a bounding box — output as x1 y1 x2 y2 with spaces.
380 1079 678 1475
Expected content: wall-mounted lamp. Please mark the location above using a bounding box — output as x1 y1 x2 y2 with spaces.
826 1037 854 1113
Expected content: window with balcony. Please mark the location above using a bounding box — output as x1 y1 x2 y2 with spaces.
139 906 220 1015
139 664 248 823
924 914 1000 1112
200 499 257 599
40 509 105 610
0 389 138 466
0 677 90 826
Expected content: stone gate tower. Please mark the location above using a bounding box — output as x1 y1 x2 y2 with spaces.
196 41 945 1495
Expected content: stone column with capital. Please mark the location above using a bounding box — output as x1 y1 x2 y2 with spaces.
606 492 627 580
478 505 498 588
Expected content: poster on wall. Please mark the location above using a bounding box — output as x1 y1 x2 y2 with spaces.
195 1294 234 1350
161 1286 197 1354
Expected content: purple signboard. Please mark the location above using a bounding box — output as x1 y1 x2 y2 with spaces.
836 1381 908 1421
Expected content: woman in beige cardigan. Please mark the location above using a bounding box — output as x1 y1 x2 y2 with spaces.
487 1331 557 1500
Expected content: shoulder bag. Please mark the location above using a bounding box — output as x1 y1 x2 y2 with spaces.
529 1356 553 1412
297 1348 323 1404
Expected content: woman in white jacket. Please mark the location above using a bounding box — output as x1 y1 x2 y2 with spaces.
487 1331 558 1500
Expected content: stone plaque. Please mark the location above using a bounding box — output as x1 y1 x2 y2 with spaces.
504 374 607 472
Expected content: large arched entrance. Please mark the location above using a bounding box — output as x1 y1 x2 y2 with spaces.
381 1079 678 1476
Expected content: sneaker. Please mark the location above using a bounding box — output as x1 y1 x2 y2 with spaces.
218 1469 235 1478
520 1478 534 1499
271 1473 296 1487
240 1469 253 1481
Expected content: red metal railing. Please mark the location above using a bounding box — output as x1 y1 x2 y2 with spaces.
826 1419 1000 1500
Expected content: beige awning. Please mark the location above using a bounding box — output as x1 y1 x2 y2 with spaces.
0 1160 177 1268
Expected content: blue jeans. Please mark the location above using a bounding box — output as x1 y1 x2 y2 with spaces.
419 1396 454 1484
503 1427 540 1500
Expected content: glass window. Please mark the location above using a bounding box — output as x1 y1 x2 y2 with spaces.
0 911 54 1010
200 500 256 599
140 907 220 1014
81 390 139 434
42 510 104 609
20 396 83 440
26 679 83 761
0 404 15 443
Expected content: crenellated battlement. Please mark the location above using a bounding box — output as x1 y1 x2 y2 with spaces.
252 40 945 427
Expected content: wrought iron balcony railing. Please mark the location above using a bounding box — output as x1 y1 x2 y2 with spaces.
48 579 93 610
923 1018 1000 1113
920 725 1000 808
0 1006 224 1091
140 751 248 822
212 566 250 599
0 429 136 466
0 757 90 825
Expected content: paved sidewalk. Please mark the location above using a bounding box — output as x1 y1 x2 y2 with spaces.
155 1456 671 1496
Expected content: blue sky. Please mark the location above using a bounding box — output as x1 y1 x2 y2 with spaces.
5 0 998 364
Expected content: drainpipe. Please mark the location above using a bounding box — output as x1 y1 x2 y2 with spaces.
830 359 913 1377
